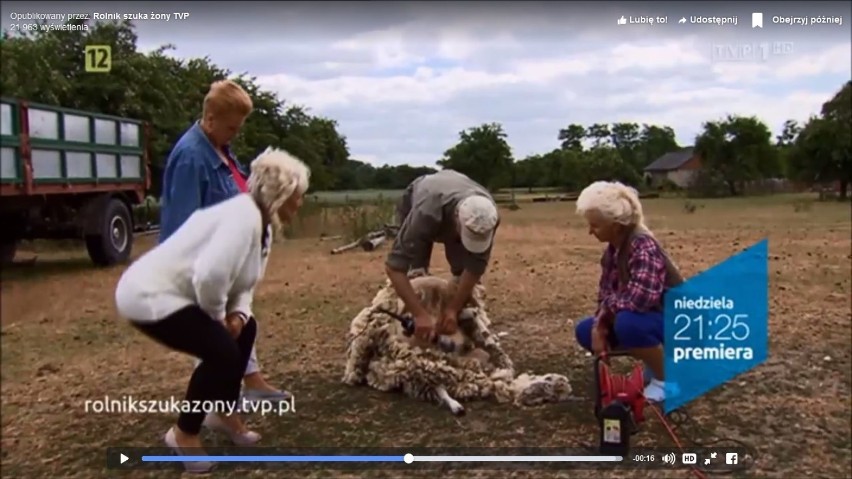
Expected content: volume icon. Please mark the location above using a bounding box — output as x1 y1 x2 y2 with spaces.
662 452 676 465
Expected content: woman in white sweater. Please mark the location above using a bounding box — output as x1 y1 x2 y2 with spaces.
115 147 309 473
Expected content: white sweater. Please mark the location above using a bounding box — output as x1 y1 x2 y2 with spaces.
115 193 271 323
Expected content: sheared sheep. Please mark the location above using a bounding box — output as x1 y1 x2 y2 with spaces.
342 274 574 415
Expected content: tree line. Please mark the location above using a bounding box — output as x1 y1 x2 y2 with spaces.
438 86 849 198
2 20 849 198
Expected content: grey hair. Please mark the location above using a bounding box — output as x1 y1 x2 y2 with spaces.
575 181 651 236
248 146 311 231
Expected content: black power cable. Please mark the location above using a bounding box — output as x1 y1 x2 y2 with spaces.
661 406 759 475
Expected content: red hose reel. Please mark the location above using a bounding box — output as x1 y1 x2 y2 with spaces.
594 351 648 455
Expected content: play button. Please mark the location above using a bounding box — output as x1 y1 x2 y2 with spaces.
106 448 137 468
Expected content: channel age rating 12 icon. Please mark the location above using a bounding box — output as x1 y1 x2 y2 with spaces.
663 239 769 412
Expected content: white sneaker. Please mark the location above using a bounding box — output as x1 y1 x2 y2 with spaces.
643 379 667 403
643 379 681 403
202 414 261 446
163 427 215 473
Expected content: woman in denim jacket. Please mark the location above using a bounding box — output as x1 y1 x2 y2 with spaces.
157 80 289 417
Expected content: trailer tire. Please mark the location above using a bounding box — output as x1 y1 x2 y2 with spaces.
0 239 17 265
85 198 133 266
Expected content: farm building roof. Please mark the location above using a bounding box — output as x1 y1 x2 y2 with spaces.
644 147 695 172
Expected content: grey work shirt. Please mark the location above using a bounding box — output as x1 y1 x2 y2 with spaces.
386 170 499 277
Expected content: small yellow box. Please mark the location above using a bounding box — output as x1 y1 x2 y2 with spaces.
84 45 111 72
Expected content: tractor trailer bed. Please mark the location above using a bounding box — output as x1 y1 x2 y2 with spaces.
0 97 151 265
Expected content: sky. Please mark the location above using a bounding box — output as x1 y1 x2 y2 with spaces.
4 1 851 168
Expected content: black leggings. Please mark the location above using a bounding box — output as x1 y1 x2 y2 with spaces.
131 305 257 435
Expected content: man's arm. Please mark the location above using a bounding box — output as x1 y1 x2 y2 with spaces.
385 267 429 318
449 227 496 310
448 269 479 313
159 151 208 242
443 245 489 312
385 212 436 318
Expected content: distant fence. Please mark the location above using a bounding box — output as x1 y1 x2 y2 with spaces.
306 189 405 205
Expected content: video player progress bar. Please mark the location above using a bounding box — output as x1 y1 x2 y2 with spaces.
141 454 623 463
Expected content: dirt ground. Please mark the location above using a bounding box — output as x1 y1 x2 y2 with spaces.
1 194 850 479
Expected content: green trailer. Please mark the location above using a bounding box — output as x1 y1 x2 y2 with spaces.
0 97 151 265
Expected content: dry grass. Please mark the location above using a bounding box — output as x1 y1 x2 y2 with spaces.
1 194 850 479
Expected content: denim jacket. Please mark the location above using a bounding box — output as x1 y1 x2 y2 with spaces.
158 122 249 243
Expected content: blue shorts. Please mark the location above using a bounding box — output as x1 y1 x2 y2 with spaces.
575 310 663 351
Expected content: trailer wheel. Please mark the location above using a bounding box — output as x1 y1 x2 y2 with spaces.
0 239 17 265
85 198 133 266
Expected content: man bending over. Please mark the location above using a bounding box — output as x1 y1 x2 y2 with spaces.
385 170 500 342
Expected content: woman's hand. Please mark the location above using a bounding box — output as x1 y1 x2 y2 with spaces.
591 323 609 355
224 312 246 338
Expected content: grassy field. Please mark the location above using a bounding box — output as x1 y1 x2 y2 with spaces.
307 189 405 204
1 194 850 478
305 187 565 205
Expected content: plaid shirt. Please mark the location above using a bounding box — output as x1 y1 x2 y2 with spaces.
597 235 667 315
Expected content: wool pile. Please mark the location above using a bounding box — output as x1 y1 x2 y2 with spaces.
342 275 573 408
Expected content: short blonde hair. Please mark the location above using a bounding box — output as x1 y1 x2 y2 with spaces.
576 181 649 233
202 80 253 118
249 147 311 227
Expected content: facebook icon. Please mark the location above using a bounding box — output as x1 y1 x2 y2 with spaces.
726 453 738 464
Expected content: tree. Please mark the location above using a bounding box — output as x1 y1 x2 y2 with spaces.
789 118 843 193
635 124 680 169
580 146 642 187
775 119 802 178
694 115 778 195
777 119 802 146
819 81 851 198
787 82 850 198
585 123 611 147
610 122 641 169
437 122 514 190
557 124 585 151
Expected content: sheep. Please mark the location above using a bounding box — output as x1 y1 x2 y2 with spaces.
342 275 574 415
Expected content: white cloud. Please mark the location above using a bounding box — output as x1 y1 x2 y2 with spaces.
712 43 852 84
511 58 596 83
120 6 852 168
259 67 528 110
606 38 708 73
775 43 852 79
331 26 425 70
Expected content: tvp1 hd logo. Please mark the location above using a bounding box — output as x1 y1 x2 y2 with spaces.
711 42 794 63
663 239 769 413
